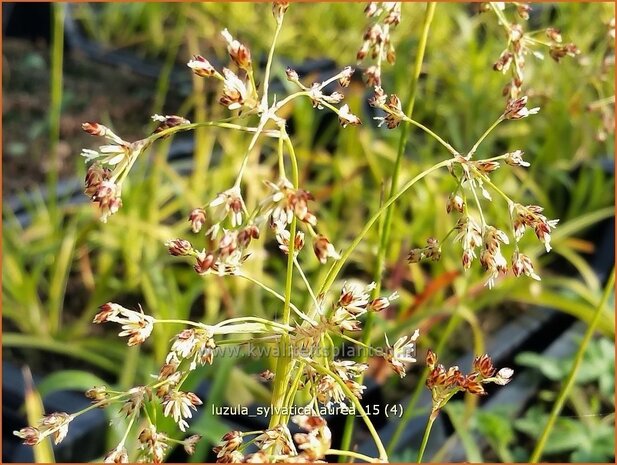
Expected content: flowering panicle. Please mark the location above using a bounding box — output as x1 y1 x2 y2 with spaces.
407 237 442 264
119 386 152 417
85 385 110 404
503 95 540 120
512 250 540 281
510 202 559 251
220 68 251 111
480 226 509 288
487 3 579 100
312 235 341 264
151 114 190 134
221 29 252 71
104 446 129 463
166 328 217 370
188 208 207 233
276 229 305 256
261 178 318 231
213 430 244 462
332 360 368 399
405 105 552 287
166 231 253 277
137 426 170 463
189 30 259 112
327 281 398 331
187 55 221 78
81 123 147 222
22 3 579 464
209 186 247 230
314 372 346 407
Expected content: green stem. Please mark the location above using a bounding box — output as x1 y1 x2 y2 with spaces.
48 3 65 220
326 449 381 463
293 257 320 318
261 13 285 106
280 361 303 425
234 115 271 187
237 273 314 324
154 318 209 328
268 129 299 430
489 3 511 29
529 267 615 463
469 184 487 228
150 120 276 142
338 332 372 350
216 335 279 345
213 317 292 332
417 411 437 463
340 3 437 455
466 116 504 159
401 116 458 156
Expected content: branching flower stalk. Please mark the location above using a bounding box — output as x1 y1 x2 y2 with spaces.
340 3 436 454
485 2 580 99
14 2 573 463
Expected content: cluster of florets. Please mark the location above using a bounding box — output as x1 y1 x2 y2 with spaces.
166 198 258 277
357 2 402 86
175 26 367 278
88 301 291 444
81 115 191 222
285 65 361 128
297 280 397 335
81 123 142 222
187 28 259 112
407 97 555 288
486 3 580 100
14 383 201 463
369 86 405 129
425 350 513 416
213 421 327 463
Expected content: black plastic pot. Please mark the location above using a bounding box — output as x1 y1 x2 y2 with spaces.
3 3 51 43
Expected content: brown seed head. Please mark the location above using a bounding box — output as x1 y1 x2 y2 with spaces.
187 55 217 77
473 354 496 378
166 239 193 257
